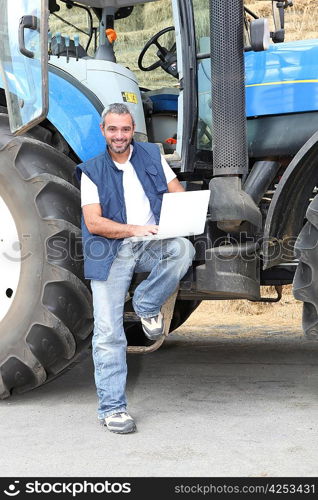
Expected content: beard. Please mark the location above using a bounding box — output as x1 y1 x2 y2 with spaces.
107 139 131 154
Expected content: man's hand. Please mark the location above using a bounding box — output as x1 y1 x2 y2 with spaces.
82 204 160 239
130 224 159 237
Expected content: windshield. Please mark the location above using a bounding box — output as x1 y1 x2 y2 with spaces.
49 0 176 90
49 2 96 54
115 1 176 90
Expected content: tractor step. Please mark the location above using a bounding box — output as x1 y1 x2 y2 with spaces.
127 288 178 354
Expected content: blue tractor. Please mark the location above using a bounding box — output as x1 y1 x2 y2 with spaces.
0 0 317 397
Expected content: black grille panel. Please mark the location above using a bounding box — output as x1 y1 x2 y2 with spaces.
210 0 248 174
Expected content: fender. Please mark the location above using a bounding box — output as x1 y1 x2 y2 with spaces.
0 64 104 161
48 65 105 161
245 39 318 116
263 130 318 269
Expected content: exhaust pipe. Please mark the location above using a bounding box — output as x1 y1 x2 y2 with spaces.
209 0 261 232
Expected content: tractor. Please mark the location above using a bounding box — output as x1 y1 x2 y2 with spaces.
0 0 317 397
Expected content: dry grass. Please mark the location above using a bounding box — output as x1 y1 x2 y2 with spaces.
177 285 303 335
114 0 175 88
245 0 318 41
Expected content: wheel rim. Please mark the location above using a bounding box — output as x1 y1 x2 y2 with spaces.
0 196 21 321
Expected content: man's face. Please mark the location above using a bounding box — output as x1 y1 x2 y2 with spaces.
100 112 135 155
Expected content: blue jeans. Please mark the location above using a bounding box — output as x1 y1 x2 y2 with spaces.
90 237 195 419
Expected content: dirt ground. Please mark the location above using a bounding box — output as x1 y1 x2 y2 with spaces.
177 285 303 338
4 286 315 478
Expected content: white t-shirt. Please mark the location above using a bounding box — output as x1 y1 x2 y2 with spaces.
81 146 176 227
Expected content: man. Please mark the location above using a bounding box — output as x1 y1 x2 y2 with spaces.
77 103 195 434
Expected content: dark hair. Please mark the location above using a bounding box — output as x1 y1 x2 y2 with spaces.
101 103 135 126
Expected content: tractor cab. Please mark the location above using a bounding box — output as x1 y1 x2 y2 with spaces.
46 0 181 157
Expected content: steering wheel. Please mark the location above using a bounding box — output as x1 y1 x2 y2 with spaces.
138 26 178 78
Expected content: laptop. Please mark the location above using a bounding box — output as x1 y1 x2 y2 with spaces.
130 190 210 241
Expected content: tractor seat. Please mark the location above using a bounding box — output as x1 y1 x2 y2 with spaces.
146 87 179 114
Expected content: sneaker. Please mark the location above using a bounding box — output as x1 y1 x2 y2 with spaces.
140 311 164 340
102 412 136 434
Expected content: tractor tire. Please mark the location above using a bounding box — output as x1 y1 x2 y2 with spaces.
0 136 93 398
0 113 71 157
293 194 318 339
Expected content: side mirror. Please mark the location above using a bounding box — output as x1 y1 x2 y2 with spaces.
250 18 271 52
271 0 293 43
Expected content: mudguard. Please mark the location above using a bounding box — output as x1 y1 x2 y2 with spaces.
47 66 105 161
263 130 318 269
0 64 105 162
